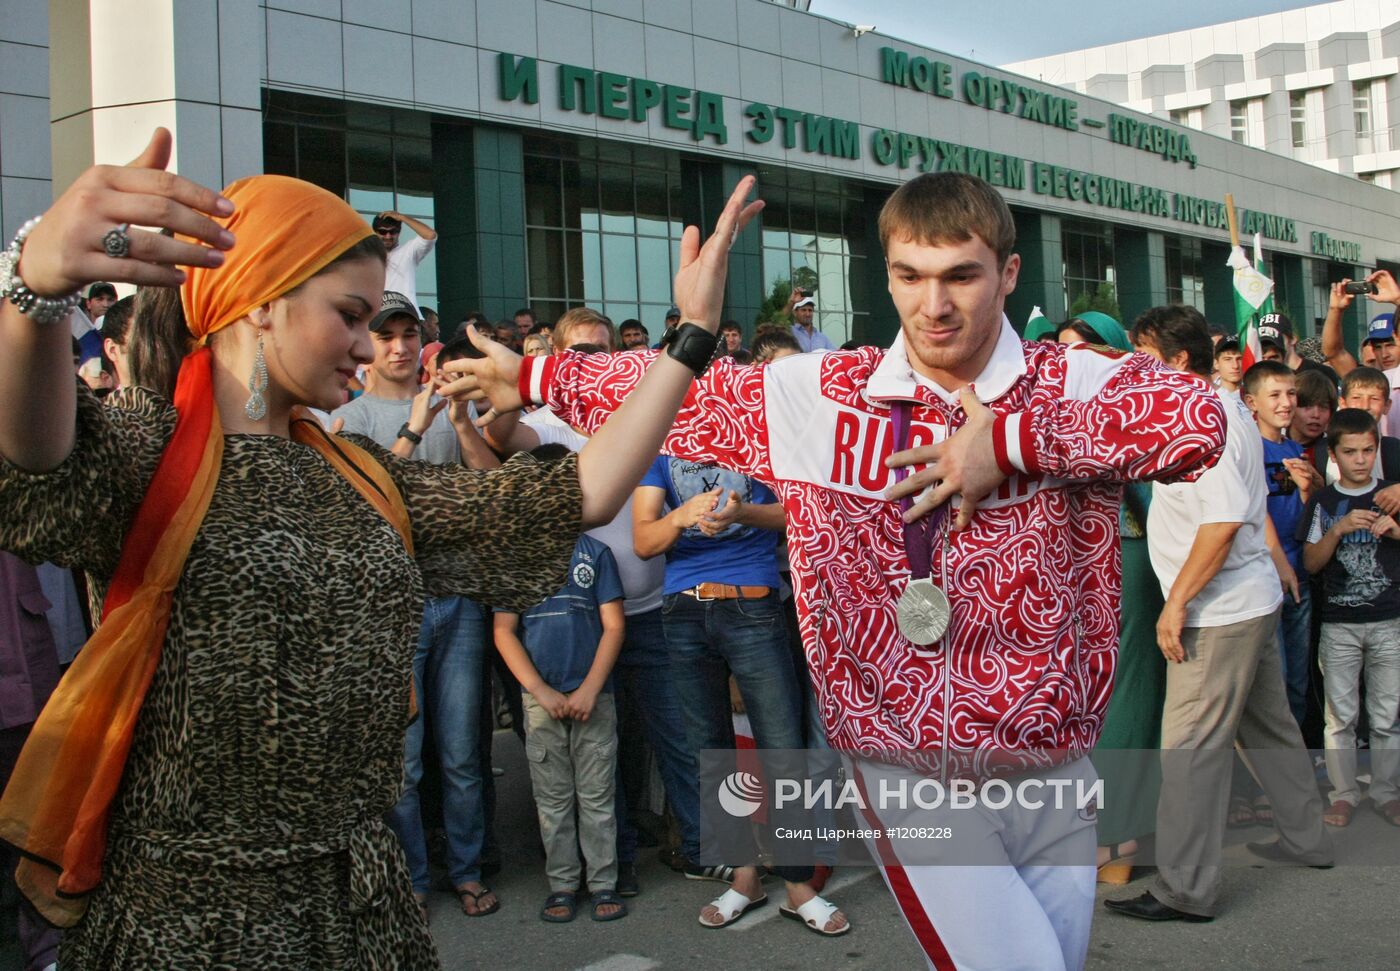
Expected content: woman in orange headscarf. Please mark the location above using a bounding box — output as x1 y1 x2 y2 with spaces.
0 129 761 968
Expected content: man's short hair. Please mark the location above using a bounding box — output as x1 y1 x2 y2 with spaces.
719 320 741 334
101 295 135 345
1128 304 1213 378
1295 369 1338 412
751 329 803 363
1242 360 1295 399
553 307 616 352
620 318 648 334
878 172 1016 267
1214 336 1241 359
1328 407 1379 448
437 334 484 366
1341 366 1390 401
371 214 401 232
514 307 536 322
419 305 437 319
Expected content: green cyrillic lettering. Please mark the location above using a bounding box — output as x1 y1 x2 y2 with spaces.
597 72 628 120
745 102 774 144
560 64 596 113
693 91 728 143
498 53 539 104
662 85 691 132
774 107 802 149
631 78 662 121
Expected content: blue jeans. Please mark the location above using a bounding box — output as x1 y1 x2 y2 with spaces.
613 607 703 863
386 595 487 892
661 591 812 882
1277 585 1312 728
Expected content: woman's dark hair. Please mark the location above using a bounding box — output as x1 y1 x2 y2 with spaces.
1060 319 1102 344
530 443 572 463
126 236 387 401
100 295 136 345
1128 305 1213 377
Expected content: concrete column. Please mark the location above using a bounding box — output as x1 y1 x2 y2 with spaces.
430 123 528 330
1008 210 1064 329
719 161 763 334
1202 240 1235 329
1115 229 1167 329
48 0 263 194
857 183 897 347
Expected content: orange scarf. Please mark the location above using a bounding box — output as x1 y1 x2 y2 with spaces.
0 175 410 926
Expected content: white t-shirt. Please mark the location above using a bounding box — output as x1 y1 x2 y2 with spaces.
1148 389 1283 627
384 234 435 310
523 408 665 615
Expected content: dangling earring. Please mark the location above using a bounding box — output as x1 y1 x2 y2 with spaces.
245 331 268 421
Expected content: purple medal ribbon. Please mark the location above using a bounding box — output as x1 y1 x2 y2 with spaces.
890 401 947 582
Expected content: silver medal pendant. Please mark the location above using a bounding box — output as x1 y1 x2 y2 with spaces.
897 577 950 646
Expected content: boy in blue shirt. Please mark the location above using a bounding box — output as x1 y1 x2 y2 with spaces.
494 532 627 923
1243 360 1318 726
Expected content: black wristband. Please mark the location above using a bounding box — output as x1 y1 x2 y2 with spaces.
661 322 721 376
396 422 423 445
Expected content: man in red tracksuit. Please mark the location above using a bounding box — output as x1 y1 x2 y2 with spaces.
451 173 1227 971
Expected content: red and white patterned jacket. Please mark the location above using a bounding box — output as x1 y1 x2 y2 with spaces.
519 320 1226 763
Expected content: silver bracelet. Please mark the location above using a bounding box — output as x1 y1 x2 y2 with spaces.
0 216 84 324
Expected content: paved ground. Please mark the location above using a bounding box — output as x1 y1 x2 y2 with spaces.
5 731 1399 970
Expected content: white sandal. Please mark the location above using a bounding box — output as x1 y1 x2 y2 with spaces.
780 894 850 936
698 887 767 928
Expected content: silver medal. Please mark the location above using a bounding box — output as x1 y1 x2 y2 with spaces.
897 577 950 646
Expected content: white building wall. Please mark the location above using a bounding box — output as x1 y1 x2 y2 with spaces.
1004 0 1400 189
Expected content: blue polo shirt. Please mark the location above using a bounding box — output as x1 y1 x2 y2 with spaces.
640 456 782 595
500 535 623 693
1262 435 1307 575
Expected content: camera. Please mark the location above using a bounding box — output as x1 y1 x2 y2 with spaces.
1343 280 1378 295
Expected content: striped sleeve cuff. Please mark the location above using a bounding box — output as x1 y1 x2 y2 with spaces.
517 354 558 407
992 412 1038 476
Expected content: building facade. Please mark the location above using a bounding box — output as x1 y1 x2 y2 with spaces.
1004 0 1400 189
3 0 1398 349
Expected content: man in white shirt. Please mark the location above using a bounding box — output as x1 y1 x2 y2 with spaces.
1107 304 1331 925
373 210 437 310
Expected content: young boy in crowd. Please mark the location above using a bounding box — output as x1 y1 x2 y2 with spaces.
1329 368 1400 483
1293 369 1338 471
1243 361 1318 726
1300 408 1400 829
493 485 629 924
1214 336 1245 400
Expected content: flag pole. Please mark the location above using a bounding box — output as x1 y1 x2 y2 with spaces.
1225 193 1240 249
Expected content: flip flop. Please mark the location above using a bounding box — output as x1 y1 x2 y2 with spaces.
591 889 629 922
540 890 577 923
458 884 499 917
698 888 767 928
780 894 850 936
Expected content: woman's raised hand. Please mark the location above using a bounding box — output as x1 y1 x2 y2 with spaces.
14 128 235 296
670 175 763 330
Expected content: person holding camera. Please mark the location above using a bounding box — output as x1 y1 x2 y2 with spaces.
783 287 833 352
1321 270 1400 431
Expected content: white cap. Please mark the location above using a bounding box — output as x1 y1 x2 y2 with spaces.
794 297 816 309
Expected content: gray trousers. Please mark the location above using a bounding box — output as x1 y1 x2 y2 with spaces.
1319 619 1400 807
1152 608 1332 916
523 691 619 893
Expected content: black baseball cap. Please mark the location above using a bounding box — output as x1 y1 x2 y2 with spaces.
1214 336 1241 356
1258 312 1293 339
369 291 420 332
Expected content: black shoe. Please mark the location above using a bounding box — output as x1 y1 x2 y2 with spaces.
683 862 736 883
1103 892 1213 923
1245 840 1334 869
616 862 639 898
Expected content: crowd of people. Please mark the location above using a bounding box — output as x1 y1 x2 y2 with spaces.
1 125 1398 971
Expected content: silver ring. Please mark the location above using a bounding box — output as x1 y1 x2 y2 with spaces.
102 223 131 259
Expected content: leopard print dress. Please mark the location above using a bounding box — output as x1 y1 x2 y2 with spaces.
0 385 582 970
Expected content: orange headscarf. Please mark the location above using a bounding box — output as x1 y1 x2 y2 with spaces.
0 175 413 926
